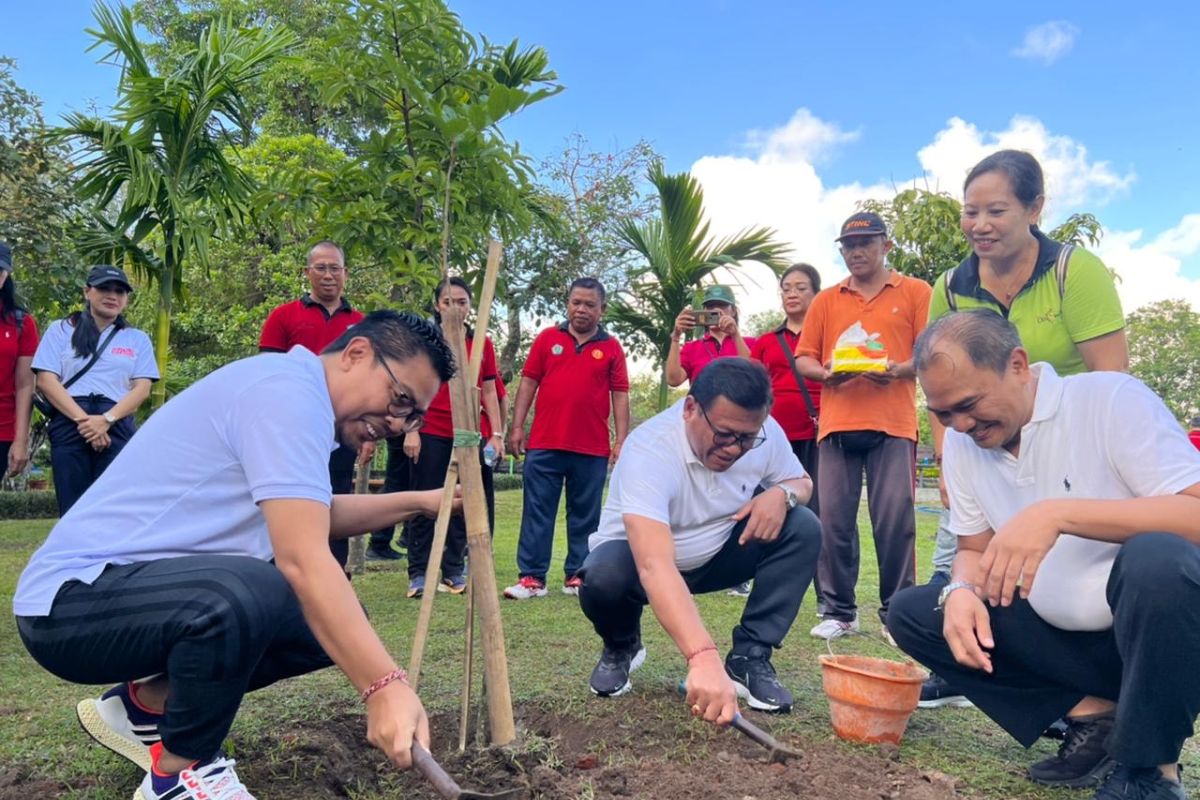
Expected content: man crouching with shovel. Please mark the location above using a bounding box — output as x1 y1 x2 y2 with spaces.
578 358 821 722
14 311 456 800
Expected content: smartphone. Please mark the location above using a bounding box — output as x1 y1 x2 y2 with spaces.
694 310 721 326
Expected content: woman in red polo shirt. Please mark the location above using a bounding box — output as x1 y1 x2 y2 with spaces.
401 276 503 599
0 244 39 477
751 263 825 603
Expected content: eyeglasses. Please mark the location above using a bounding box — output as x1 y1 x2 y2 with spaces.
376 357 425 432
838 237 881 253
308 263 345 275
697 402 766 451
780 284 811 296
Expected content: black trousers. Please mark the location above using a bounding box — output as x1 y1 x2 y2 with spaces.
578 504 822 653
816 432 916 624
370 436 412 549
517 449 608 581
327 444 357 567
407 433 495 580
16 555 333 761
887 532 1200 768
48 394 135 516
791 437 822 602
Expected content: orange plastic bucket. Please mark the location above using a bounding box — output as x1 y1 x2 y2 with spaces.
818 654 928 745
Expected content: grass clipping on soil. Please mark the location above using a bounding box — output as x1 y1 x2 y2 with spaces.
225 702 960 800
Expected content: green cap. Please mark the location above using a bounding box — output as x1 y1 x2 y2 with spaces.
701 285 736 306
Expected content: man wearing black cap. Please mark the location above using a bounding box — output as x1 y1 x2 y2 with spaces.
794 212 932 642
31 265 158 514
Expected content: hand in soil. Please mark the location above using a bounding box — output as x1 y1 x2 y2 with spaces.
942 589 994 673
365 679 431 770
684 651 739 726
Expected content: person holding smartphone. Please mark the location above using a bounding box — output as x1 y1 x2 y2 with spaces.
666 285 753 388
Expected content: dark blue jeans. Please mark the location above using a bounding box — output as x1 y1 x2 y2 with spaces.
17 555 333 762
516 448 608 581
578 504 822 653
888 532 1200 768
48 394 135 516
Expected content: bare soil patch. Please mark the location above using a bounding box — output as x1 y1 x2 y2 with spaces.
228 702 962 800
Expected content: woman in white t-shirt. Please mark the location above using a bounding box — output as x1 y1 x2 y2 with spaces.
32 265 158 515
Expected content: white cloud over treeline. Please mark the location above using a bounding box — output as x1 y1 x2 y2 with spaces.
688 109 1200 327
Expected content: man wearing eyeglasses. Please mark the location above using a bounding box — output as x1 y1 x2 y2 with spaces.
15 311 456 798
260 240 372 570
794 212 932 643
577 359 820 720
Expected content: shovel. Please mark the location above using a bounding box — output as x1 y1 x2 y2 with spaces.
730 713 803 764
412 742 525 800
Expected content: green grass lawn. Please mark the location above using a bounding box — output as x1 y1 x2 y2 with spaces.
1 497 1196 798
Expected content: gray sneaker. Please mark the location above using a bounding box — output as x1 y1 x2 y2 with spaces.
589 641 646 697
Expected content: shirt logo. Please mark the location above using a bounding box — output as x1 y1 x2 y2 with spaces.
592 349 604 360
1063 476 1071 492
551 344 564 355
111 346 136 358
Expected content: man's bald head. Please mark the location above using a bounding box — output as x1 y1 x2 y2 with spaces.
914 310 1022 377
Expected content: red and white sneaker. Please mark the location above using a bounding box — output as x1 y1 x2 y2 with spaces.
136 742 256 799
77 682 162 771
562 575 583 596
503 576 548 599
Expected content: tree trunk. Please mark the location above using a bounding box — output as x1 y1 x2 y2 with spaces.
151 262 174 410
499 297 523 381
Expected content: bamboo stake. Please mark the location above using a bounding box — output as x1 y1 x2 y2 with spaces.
457 572 475 752
406 459 460 690
345 459 371 575
444 242 514 745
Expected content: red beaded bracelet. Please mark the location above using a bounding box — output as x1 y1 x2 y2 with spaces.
361 668 408 703
684 644 718 664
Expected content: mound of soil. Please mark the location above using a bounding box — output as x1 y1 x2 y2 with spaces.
232 703 961 800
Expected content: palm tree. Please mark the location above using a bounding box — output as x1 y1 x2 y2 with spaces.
57 3 296 408
608 162 791 410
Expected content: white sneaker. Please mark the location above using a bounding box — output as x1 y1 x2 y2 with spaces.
503 576 548 599
809 616 859 640
880 625 898 647
135 747 255 799
76 683 161 771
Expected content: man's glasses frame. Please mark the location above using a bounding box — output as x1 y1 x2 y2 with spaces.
376 356 425 432
697 402 766 451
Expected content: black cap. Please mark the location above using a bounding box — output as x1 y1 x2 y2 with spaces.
0 242 11 272
86 265 134 291
836 212 888 242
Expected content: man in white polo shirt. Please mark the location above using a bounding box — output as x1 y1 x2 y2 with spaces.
887 310 1200 800
14 311 455 800
578 358 820 720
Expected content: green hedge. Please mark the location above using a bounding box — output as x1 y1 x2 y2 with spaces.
0 491 59 520
493 473 523 492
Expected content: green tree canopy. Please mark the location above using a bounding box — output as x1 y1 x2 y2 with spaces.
55 3 297 407
1127 299 1200 423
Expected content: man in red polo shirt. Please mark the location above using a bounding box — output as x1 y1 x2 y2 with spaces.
260 240 370 570
505 277 631 598
666 285 753 387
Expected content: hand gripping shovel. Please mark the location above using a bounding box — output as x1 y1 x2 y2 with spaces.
412 743 524 800
730 713 803 764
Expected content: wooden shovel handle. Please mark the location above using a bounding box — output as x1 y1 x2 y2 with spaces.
412 742 462 799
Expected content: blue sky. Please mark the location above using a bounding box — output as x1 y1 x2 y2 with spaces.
6 1 1200 313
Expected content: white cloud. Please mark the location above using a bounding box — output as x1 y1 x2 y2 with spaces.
1012 20 1080 65
685 109 1197 333
917 116 1134 216
1097 214 1200 313
743 108 860 165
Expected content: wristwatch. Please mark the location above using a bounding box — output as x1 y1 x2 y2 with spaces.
102 412 117 425
774 483 799 510
936 580 976 611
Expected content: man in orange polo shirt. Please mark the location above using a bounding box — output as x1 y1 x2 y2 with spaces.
795 212 932 641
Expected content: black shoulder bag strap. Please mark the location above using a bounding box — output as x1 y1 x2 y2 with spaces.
64 325 121 393
775 331 818 430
